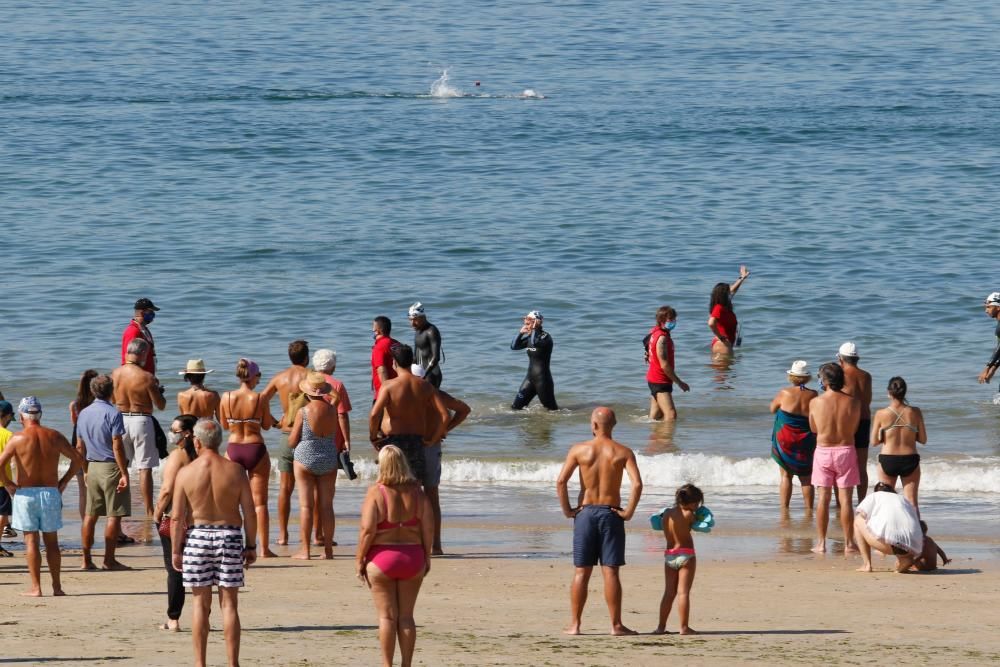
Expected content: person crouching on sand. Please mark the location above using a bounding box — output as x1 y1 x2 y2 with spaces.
653 484 704 636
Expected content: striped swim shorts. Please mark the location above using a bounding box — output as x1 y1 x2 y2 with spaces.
182 525 245 589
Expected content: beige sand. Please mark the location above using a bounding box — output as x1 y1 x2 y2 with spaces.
1 542 997 666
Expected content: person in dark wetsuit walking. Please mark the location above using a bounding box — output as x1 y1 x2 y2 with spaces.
409 302 443 388
511 311 558 410
978 292 1000 386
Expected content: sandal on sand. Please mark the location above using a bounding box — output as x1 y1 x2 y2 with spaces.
2 527 16 538
117 534 137 545
0 546 13 557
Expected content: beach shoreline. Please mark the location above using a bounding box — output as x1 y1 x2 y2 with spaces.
2 542 997 666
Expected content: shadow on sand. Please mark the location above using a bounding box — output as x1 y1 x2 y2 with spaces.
0 658 129 664
247 624 377 633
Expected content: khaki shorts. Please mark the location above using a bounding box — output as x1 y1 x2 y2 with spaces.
86 461 131 517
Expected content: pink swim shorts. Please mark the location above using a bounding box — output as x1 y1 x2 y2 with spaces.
811 444 860 488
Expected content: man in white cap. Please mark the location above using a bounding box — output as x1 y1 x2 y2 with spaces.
409 302 444 388
978 292 1000 385
511 311 558 410
838 342 872 503
0 397 85 596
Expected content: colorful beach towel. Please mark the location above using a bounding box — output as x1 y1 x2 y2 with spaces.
771 409 816 477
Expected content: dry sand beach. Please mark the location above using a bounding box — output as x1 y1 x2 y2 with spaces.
2 527 998 666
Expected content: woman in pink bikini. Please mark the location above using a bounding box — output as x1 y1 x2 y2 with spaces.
356 445 433 667
220 358 276 557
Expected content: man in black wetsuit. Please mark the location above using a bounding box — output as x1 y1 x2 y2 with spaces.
511 311 558 410
409 302 443 388
978 292 1000 386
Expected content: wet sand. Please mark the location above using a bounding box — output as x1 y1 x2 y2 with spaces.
1 532 997 666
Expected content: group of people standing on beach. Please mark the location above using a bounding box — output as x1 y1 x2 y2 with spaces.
0 286 997 664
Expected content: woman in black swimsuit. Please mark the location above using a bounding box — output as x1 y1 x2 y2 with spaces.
870 377 927 511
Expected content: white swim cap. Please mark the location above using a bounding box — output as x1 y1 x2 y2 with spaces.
838 341 858 358
525 310 543 321
985 292 1000 307
408 302 426 318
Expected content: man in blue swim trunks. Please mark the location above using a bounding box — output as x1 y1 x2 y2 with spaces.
0 397 85 596
556 407 643 636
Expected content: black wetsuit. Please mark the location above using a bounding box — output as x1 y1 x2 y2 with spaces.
511 328 557 410
989 319 1000 371
414 322 443 388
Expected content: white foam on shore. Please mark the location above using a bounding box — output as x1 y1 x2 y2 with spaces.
417 453 1000 494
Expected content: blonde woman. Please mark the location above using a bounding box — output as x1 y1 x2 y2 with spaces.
356 445 432 667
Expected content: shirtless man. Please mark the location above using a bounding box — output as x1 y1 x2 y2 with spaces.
556 407 643 636
177 359 220 420
415 364 470 555
0 397 85 596
369 345 449 485
838 342 873 502
409 302 444 388
260 339 309 546
809 363 861 554
171 419 257 667
112 338 166 515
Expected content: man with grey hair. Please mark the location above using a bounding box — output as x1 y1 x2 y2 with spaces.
172 418 257 667
0 397 85 596
311 348 353 546
112 337 166 516
77 374 131 571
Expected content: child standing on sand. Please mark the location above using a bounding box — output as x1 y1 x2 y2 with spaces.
653 484 704 636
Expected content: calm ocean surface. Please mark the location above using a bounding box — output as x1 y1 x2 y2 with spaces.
3 1 999 548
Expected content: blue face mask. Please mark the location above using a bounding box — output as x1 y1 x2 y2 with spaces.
142 311 155 324
664 321 677 331
372 332 378 341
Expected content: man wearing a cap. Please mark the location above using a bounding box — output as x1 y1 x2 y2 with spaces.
511 311 558 410
978 292 1000 385
409 303 444 388
121 298 160 376
0 400 16 555
837 342 872 503
0 397 85 596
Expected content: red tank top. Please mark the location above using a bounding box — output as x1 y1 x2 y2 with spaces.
646 326 674 384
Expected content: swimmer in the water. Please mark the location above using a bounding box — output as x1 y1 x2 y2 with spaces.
511 311 558 410
978 292 1000 386
409 303 443 388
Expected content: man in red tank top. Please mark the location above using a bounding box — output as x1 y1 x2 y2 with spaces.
645 306 690 421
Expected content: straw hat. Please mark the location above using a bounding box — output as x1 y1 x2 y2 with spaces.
179 359 214 375
299 372 332 397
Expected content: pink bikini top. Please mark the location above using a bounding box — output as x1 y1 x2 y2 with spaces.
376 484 421 531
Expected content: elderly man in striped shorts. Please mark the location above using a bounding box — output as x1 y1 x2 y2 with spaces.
171 419 257 667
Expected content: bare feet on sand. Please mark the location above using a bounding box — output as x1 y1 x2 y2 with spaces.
81 559 98 571
290 550 311 560
563 623 581 636
276 537 288 546
651 627 673 635
102 560 132 571
611 624 638 636
844 544 859 554
811 542 826 554
856 564 873 572
432 547 444 556
53 588 66 597
159 620 180 632
21 588 43 597
262 548 279 558
679 627 698 635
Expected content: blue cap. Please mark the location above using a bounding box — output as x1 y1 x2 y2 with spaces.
17 396 42 415
0 400 14 420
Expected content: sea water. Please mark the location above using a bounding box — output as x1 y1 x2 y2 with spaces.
2 0 999 555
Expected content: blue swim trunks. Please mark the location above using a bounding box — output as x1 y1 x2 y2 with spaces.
12 487 63 533
572 505 626 567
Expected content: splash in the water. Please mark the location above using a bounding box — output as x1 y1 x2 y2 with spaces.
430 70 461 98
520 88 545 99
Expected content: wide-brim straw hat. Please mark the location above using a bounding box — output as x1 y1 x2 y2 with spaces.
179 359 214 375
299 372 332 397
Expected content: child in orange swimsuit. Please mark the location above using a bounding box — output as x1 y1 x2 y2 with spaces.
653 484 704 636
